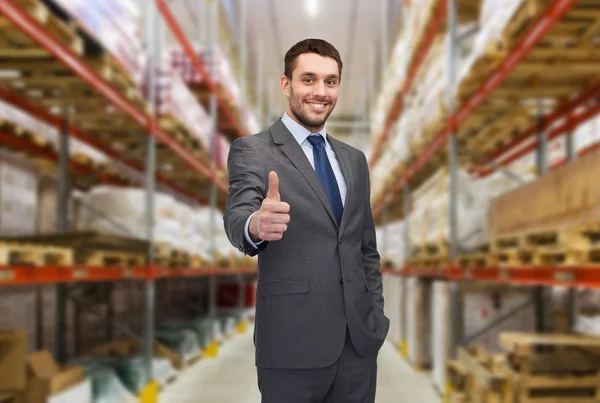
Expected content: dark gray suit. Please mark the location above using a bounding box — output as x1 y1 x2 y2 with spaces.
224 119 389 401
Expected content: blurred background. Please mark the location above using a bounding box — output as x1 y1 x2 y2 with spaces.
1 0 600 402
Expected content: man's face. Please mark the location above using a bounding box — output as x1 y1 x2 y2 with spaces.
281 53 340 132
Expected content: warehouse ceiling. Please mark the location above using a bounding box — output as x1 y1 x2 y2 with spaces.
149 0 402 150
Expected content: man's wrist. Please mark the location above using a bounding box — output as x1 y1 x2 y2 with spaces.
248 213 262 242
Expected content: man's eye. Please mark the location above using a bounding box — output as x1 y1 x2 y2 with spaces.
304 79 313 83
327 80 335 85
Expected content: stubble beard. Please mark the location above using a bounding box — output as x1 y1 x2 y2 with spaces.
289 87 335 133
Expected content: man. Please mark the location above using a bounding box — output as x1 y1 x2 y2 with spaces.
224 38 389 403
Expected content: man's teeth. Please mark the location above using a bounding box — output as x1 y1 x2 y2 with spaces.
310 103 325 109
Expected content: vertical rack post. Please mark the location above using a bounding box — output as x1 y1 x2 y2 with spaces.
208 0 220 351
143 0 159 387
535 100 551 332
447 0 462 358
565 130 577 329
55 110 70 363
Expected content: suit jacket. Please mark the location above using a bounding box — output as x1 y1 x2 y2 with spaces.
223 119 390 369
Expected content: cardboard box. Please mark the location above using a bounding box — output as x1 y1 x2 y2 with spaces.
0 330 27 391
24 351 84 403
0 392 24 403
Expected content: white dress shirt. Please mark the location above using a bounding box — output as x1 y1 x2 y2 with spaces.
244 112 348 248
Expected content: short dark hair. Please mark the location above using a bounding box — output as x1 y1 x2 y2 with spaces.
284 39 343 81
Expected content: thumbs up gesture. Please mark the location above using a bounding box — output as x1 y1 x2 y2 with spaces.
249 171 291 242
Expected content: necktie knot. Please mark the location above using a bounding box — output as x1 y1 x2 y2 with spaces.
307 134 325 148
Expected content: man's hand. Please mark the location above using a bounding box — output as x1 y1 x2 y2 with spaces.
249 171 291 242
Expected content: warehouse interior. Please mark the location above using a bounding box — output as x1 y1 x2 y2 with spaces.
1 0 600 402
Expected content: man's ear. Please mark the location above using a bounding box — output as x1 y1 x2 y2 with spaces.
280 75 291 97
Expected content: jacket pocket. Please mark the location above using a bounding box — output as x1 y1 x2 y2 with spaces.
256 278 310 297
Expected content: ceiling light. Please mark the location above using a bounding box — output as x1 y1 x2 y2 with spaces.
306 0 318 17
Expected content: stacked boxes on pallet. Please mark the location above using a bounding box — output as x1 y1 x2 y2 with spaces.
51 0 146 83
168 44 261 135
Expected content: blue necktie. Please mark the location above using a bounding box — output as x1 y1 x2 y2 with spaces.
307 134 343 225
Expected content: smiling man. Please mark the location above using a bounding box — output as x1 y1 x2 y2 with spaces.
224 39 389 403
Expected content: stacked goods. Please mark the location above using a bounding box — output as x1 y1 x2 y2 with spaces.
168 44 262 135
0 338 93 403
76 186 252 267
370 33 410 144
489 146 600 266
0 151 38 236
458 0 550 104
153 65 214 152
193 206 251 268
376 220 406 267
448 332 600 403
433 285 535 393
408 168 479 264
0 100 108 164
51 0 146 84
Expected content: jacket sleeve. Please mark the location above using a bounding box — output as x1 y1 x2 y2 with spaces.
360 152 389 327
223 137 268 257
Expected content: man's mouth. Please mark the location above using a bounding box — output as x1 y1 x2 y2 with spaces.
307 102 327 111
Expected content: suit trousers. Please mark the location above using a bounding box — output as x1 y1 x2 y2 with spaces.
257 328 378 403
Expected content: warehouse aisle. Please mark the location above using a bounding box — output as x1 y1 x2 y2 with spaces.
161 325 441 402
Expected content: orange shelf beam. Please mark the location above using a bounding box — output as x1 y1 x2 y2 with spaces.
0 265 258 286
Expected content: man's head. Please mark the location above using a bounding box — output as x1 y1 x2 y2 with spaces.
281 39 342 133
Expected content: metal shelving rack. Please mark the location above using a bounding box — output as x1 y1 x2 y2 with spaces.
0 0 256 394
373 0 598 358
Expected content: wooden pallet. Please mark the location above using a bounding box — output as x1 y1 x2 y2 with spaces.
490 227 600 266
0 0 83 56
0 242 73 266
81 250 145 267
499 332 600 403
457 254 489 268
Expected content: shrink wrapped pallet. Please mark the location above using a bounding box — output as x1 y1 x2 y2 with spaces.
409 168 478 250
0 151 38 236
377 220 406 267
153 67 214 151
51 0 145 82
77 186 184 246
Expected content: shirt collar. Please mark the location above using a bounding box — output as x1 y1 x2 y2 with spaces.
281 112 327 146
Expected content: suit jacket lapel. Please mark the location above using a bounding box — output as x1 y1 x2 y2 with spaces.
270 120 338 228
328 135 353 235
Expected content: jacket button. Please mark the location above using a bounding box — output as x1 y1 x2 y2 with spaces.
338 239 343 244
339 279 343 284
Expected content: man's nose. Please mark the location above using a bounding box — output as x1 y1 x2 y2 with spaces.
312 81 327 97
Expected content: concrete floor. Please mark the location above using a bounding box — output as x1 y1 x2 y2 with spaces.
160 326 441 403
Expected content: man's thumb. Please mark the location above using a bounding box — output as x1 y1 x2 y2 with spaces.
267 171 280 201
